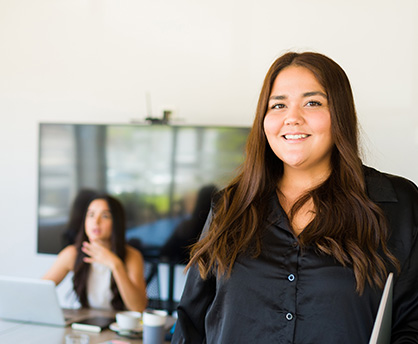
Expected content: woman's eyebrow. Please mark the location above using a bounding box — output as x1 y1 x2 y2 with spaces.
269 95 287 101
269 91 327 101
303 91 327 98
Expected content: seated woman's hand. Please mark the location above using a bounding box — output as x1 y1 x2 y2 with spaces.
81 241 121 270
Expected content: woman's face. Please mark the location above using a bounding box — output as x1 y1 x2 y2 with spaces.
264 65 334 176
84 199 113 243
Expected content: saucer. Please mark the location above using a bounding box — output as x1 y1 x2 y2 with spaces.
109 322 143 333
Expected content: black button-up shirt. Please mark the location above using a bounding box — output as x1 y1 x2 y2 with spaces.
172 167 418 343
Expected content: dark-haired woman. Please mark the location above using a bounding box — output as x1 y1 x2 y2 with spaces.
172 52 418 343
43 195 147 312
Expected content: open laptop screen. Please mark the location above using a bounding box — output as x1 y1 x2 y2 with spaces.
0 275 73 326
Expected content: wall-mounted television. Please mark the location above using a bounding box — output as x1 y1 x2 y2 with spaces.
37 123 250 262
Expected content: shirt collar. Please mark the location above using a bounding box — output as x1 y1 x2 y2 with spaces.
266 192 290 229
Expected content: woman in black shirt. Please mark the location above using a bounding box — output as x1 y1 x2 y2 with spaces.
172 52 418 343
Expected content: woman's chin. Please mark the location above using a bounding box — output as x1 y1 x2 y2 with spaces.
89 237 104 244
92 238 111 247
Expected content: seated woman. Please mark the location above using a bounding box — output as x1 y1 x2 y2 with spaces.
43 194 147 312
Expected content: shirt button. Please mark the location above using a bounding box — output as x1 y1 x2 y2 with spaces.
292 241 298 248
286 313 293 321
288 274 295 282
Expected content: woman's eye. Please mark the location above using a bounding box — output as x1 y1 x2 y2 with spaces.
306 100 322 107
271 103 285 109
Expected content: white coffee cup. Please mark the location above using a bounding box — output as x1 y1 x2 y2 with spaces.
116 311 142 330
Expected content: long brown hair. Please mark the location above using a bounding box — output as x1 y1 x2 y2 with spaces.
188 52 398 293
73 195 127 309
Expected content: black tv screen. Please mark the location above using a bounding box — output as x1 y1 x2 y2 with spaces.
37 123 250 261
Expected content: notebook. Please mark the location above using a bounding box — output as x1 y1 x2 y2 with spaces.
369 272 393 344
0 275 85 326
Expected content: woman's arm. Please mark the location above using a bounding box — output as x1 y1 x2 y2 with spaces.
82 242 147 312
172 264 216 344
391 230 418 343
110 245 148 312
42 245 76 285
389 176 418 343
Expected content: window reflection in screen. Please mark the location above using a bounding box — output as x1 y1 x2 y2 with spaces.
37 123 250 261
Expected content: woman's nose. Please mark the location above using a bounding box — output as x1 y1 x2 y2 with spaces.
284 106 303 125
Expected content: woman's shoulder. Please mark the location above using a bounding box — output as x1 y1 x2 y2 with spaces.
363 165 418 203
56 245 77 269
60 244 78 257
125 244 144 262
364 166 418 263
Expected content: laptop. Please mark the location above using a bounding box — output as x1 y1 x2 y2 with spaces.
0 275 85 326
369 272 393 344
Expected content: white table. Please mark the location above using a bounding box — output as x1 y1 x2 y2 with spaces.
0 308 174 344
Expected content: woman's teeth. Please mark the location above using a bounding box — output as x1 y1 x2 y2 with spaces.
284 134 308 140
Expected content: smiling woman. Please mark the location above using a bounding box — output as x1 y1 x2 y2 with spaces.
42 195 147 312
171 52 418 344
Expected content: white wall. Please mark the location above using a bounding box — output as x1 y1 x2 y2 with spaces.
0 0 417 302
